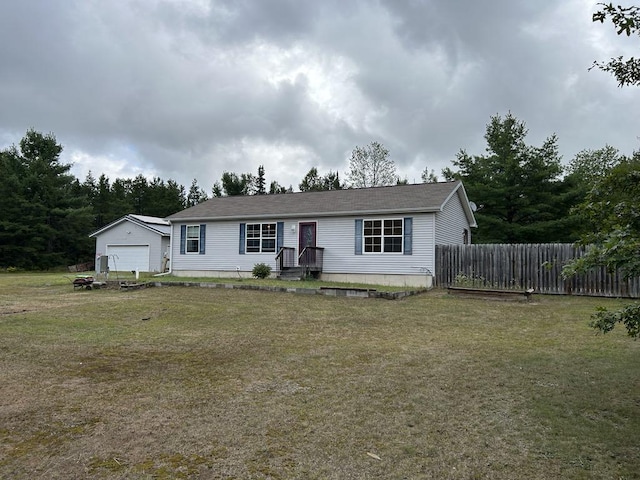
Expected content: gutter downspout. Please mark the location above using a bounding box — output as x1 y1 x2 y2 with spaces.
153 265 171 277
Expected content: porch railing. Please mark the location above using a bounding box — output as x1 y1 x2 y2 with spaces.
299 246 324 276
275 247 296 273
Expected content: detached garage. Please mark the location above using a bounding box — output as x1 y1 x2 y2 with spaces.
90 215 170 273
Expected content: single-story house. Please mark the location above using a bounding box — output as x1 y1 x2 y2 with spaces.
166 181 476 287
89 214 171 273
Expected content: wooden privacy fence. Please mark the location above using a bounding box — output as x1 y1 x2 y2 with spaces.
435 243 640 298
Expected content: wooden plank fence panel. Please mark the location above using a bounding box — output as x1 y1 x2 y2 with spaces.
435 243 640 298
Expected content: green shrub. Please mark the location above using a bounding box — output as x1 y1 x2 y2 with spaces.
252 263 272 279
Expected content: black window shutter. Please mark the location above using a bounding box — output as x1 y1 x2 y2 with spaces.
276 222 284 252
403 217 412 255
239 223 246 254
355 219 363 255
199 224 206 254
180 225 186 255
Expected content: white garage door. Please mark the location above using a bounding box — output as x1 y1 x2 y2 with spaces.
106 245 150 272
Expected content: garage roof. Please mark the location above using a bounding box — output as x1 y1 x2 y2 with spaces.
89 214 171 238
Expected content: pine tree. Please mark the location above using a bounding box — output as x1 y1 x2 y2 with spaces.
0 130 93 269
256 165 266 195
187 179 209 207
443 113 571 243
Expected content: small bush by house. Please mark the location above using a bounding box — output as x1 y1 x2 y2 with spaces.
252 263 272 279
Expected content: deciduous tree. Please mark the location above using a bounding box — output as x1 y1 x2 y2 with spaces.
347 142 396 188
421 167 439 183
563 154 640 337
563 146 623 238
572 8 640 335
566 145 622 183
591 3 640 86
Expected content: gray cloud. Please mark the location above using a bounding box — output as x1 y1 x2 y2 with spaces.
0 0 638 192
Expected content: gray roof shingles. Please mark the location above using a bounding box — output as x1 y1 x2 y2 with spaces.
168 181 470 222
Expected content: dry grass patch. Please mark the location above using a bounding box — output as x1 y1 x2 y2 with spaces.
0 274 639 479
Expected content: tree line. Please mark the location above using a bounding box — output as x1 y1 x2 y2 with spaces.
1 117 636 271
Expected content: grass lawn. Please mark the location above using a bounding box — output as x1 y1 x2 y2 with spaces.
0 273 638 479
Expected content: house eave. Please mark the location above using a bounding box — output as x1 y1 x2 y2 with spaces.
167 207 443 223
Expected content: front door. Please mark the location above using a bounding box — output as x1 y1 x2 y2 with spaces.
298 222 317 266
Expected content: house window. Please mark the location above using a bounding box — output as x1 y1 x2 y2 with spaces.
363 219 403 253
246 223 277 253
186 225 200 253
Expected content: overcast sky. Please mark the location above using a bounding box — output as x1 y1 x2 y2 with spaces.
1 0 638 192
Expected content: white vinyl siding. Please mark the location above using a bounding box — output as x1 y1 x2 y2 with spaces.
170 213 437 275
172 220 281 272
319 215 434 275
435 191 471 245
